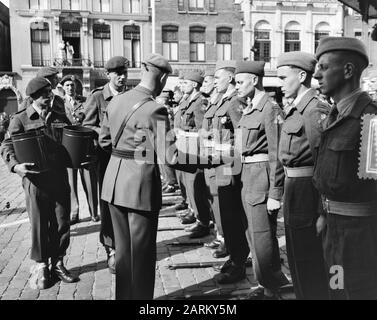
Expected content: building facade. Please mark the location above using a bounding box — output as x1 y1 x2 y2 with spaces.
154 0 244 89
238 0 343 88
10 0 152 97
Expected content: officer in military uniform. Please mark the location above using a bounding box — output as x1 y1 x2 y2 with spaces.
314 37 377 299
177 71 212 238
206 60 249 283
61 74 99 225
19 67 65 113
0 77 79 289
234 61 289 299
277 51 330 299
82 56 129 273
99 53 204 299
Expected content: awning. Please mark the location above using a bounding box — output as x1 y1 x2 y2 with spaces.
338 0 377 20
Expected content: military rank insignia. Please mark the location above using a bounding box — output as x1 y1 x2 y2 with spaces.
358 114 377 180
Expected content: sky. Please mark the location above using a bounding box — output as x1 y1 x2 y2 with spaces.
0 0 8 7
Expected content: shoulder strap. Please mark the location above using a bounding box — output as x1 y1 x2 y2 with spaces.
113 96 153 148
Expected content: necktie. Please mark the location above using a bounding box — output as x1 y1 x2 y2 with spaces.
327 104 339 126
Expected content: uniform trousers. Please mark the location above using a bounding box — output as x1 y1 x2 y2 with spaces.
323 213 377 300
184 170 211 226
109 203 159 300
176 170 188 204
97 147 115 251
23 171 70 263
204 168 224 237
217 172 249 266
67 167 98 218
283 176 328 299
241 162 287 289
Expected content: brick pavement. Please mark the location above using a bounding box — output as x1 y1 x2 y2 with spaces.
0 161 293 300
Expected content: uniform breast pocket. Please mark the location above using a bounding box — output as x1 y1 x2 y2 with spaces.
281 120 304 153
183 111 195 129
134 126 152 148
243 121 261 150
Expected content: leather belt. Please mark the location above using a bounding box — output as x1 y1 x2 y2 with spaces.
284 166 314 178
322 198 377 217
112 149 153 161
242 154 269 163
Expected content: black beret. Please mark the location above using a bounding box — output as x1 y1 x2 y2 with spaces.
143 53 173 74
26 77 51 96
235 61 265 76
36 66 59 78
60 75 77 85
184 70 204 84
105 56 129 71
277 51 317 73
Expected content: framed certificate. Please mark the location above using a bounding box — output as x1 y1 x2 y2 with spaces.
358 114 377 180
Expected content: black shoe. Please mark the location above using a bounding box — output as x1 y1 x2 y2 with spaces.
107 252 116 274
175 202 188 211
180 214 196 225
245 287 280 300
91 215 100 222
217 265 246 284
218 259 233 273
204 239 221 249
51 263 79 283
189 224 210 238
212 242 229 258
70 214 79 226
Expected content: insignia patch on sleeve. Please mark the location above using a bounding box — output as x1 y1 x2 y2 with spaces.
358 114 377 180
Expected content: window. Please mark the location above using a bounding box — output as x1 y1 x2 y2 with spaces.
284 31 300 52
355 31 362 40
124 25 141 68
189 0 204 11
254 30 271 62
162 25 178 61
178 0 184 11
209 0 216 12
314 31 329 52
217 27 232 60
31 22 50 67
190 26 205 62
93 0 110 12
29 0 48 10
61 0 80 10
123 0 141 13
93 24 111 67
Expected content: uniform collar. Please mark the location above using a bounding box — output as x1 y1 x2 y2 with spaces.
221 88 237 102
103 83 123 101
135 85 154 97
27 103 47 119
243 92 268 115
336 88 363 117
189 91 201 103
293 88 317 114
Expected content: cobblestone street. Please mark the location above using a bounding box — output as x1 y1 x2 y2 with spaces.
0 161 293 300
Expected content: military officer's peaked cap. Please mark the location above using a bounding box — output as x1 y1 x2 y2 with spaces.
37 66 59 78
143 53 173 74
215 60 237 73
60 74 78 85
184 70 204 84
315 36 369 67
277 51 317 73
105 56 129 71
26 77 51 96
235 61 265 76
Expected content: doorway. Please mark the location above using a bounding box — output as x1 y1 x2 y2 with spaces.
62 22 81 66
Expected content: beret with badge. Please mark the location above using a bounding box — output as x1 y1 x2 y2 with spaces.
143 53 173 74
315 36 369 68
184 70 204 84
37 66 59 78
105 56 129 71
26 77 51 96
277 51 317 73
60 74 78 85
235 61 265 76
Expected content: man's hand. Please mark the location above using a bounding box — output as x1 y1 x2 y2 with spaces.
267 198 281 215
316 215 327 236
13 163 40 177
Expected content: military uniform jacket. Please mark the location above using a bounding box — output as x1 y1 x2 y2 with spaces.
82 83 115 138
64 95 86 125
278 89 330 168
175 92 205 132
0 104 71 189
313 92 377 203
19 94 66 114
99 85 184 212
237 93 284 200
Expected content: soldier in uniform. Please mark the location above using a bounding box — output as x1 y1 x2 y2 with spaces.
0 77 79 289
207 60 249 283
177 71 212 238
20 67 65 113
313 37 377 299
277 52 329 299
82 56 129 273
61 75 99 224
234 61 289 299
99 53 206 299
